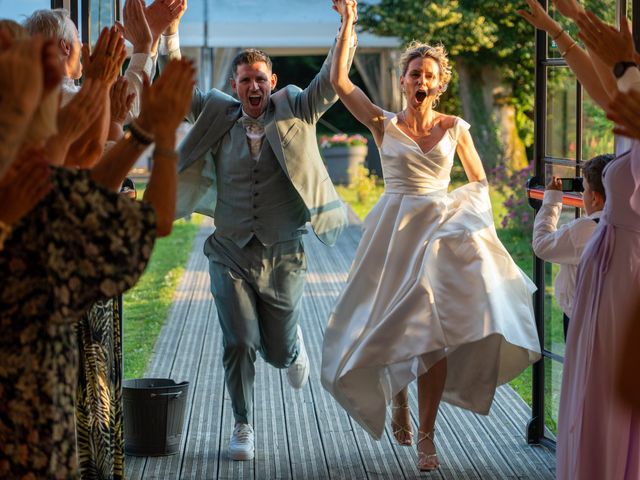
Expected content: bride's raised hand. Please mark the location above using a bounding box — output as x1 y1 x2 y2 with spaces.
332 0 357 21
517 0 562 36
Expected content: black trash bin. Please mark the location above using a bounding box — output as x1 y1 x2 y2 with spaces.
123 378 189 456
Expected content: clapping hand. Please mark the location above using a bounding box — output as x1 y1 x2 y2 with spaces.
118 0 152 54
137 58 195 137
605 88 640 140
110 76 136 126
146 0 187 38
0 35 46 120
82 26 126 87
518 0 562 35
553 0 584 20
58 79 107 144
577 11 635 67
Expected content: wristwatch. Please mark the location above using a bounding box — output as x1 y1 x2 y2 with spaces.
613 61 638 79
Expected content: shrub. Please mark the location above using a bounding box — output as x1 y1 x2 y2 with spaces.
491 162 534 231
319 133 368 148
348 164 379 203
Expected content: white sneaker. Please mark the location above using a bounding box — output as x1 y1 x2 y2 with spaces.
229 423 254 461
287 325 309 389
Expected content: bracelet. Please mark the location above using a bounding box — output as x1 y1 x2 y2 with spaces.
560 41 578 57
153 146 178 159
551 27 565 41
129 120 154 145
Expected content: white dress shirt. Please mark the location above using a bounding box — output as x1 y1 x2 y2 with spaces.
532 190 601 315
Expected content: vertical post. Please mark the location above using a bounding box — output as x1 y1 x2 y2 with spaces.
81 0 90 45
114 0 121 22
528 0 547 446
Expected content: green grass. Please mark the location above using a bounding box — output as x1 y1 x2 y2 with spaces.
122 215 203 379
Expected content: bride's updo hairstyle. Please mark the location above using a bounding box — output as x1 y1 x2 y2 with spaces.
399 41 452 104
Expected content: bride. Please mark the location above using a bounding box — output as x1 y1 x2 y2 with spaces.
321 0 541 472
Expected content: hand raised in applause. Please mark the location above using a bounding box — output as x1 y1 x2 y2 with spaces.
82 26 126 87
153 0 187 37
137 58 195 138
58 79 107 146
577 11 635 67
518 0 562 35
110 76 136 126
117 0 152 54
605 88 640 140
552 0 584 21
0 35 46 119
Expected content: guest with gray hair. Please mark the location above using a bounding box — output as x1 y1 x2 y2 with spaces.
24 8 83 89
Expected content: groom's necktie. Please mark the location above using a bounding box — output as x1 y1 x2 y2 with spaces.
240 114 266 161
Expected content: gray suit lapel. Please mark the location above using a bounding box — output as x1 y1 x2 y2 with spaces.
180 104 242 172
264 102 291 178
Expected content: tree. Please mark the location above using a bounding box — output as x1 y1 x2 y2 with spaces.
359 0 535 170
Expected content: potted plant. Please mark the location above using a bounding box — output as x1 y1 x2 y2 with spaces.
319 133 369 185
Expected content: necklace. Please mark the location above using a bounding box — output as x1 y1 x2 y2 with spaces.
400 111 438 137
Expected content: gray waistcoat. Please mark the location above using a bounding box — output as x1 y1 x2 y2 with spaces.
213 122 309 247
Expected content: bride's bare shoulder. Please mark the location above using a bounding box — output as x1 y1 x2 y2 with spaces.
438 114 458 130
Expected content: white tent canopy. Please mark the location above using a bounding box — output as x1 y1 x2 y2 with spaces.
179 0 403 111
181 0 400 50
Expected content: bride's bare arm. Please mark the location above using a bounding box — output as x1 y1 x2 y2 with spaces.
330 0 385 146
456 129 487 183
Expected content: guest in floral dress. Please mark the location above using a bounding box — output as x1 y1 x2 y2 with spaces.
0 27 195 476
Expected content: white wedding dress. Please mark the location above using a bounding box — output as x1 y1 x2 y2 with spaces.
321 112 541 438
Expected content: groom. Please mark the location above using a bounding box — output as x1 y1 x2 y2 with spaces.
159 5 356 461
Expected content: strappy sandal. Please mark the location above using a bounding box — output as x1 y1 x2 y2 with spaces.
390 403 413 446
416 429 439 472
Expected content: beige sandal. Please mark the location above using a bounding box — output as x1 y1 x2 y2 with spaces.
390 403 413 446
416 429 439 472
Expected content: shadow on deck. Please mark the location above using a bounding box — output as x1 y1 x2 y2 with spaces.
126 217 555 480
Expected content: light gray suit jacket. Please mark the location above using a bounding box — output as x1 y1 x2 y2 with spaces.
168 41 355 246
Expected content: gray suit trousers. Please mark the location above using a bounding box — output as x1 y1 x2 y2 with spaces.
204 232 306 424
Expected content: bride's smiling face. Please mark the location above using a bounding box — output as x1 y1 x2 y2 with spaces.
400 57 441 108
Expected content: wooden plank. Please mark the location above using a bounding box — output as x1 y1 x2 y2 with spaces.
304 235 406 480
299 289 368 479
178 302 225 480
253 357 292 479
493 387 556 475
282 299 331 480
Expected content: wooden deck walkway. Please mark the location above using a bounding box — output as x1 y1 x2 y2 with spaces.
125 216 556 480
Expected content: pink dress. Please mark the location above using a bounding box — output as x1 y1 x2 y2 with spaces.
556 142 640 479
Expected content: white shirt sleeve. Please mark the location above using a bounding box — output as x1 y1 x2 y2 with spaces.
532 190 594 265
159 32 181 57
618 66 640 93
124 53 154 120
